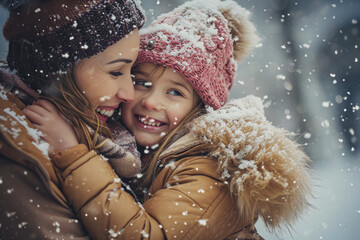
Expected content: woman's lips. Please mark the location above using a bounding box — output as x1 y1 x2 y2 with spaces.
96 107 115 117
96 112 109 123
96 105 118 122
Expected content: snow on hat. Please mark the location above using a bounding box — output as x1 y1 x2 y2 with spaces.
136 0 260 109
1 0 145 91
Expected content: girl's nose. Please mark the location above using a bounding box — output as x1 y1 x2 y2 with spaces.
116 77 135 103
141 93 163 111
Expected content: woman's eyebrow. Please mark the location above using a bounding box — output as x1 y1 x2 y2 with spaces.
107 58 132 64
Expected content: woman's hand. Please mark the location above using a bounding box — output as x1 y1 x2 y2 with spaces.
23 99 79 152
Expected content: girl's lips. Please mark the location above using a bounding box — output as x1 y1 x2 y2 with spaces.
135 114 167 130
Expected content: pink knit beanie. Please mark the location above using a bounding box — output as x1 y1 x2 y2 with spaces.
136 0 260 109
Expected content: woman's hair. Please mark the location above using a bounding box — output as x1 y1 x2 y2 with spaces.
0 60 110 149
137 101 206 189
43 67 112 150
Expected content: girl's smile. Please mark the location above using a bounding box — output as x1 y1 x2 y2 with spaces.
136 115 167 128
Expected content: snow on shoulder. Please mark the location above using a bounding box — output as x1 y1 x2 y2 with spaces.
1 106 50 159
189 95 312 231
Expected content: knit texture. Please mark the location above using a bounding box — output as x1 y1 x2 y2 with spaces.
3 0 145 91
89 120 141 178
136 0 259 109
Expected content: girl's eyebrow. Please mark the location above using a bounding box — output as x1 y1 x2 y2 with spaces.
132 69 150 77
107 58 132 64
132 69 147 74
133 69 191 93
169 79 192 94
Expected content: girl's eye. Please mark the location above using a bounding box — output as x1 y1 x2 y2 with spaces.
110 71 123 77
134 81 152 88
168 90 183 96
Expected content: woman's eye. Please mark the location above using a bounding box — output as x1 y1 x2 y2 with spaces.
168 90 183 96
110 71 123 77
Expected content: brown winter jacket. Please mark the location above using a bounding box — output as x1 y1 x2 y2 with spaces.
0 82 89 239
51 96 312 240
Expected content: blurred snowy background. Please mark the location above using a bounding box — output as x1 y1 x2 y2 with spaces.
1 0 359 239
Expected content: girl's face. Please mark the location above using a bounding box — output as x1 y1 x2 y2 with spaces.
121 63 200 148
74 29 140 123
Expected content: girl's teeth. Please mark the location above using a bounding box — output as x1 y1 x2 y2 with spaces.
139 116 161 126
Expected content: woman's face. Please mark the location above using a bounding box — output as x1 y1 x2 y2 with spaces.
121 63 200 148
74 29 140 123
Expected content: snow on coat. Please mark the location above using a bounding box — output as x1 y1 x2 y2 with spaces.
188 95 312 229
0 81 89 238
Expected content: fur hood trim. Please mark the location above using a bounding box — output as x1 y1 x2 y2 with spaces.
189 95 312 230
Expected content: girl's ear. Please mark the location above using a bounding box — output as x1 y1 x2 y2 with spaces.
193 91 201 106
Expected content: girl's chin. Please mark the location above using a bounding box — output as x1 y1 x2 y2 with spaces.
136 138 162 151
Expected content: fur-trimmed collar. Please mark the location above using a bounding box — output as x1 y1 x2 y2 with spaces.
162 95 312 231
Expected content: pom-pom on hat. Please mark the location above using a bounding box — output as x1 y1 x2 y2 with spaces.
1 0 145 91
136 0 260 109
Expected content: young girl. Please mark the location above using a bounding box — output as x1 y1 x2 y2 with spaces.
0 0 144 238
27 0 312 239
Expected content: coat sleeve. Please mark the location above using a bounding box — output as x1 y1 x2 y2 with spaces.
0 155 90 240
52 144 163 239
52 145 251 240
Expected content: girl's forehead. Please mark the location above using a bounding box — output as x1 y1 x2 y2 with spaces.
134 63 197 95
134 63 167 76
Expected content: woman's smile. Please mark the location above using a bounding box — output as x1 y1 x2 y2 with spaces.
96 105 118 122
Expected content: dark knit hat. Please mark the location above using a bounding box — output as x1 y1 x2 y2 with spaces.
136 0 259 109
2 0 145 91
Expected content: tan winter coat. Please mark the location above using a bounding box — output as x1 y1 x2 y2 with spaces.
51 96 312 240
0 84 89 239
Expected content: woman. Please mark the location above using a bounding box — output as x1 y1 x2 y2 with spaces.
0 0 145 238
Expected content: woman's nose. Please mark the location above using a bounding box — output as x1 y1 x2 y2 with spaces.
141 93 163 111
116 77 135 103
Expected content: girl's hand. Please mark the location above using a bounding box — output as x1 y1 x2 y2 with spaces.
23 99 79 152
